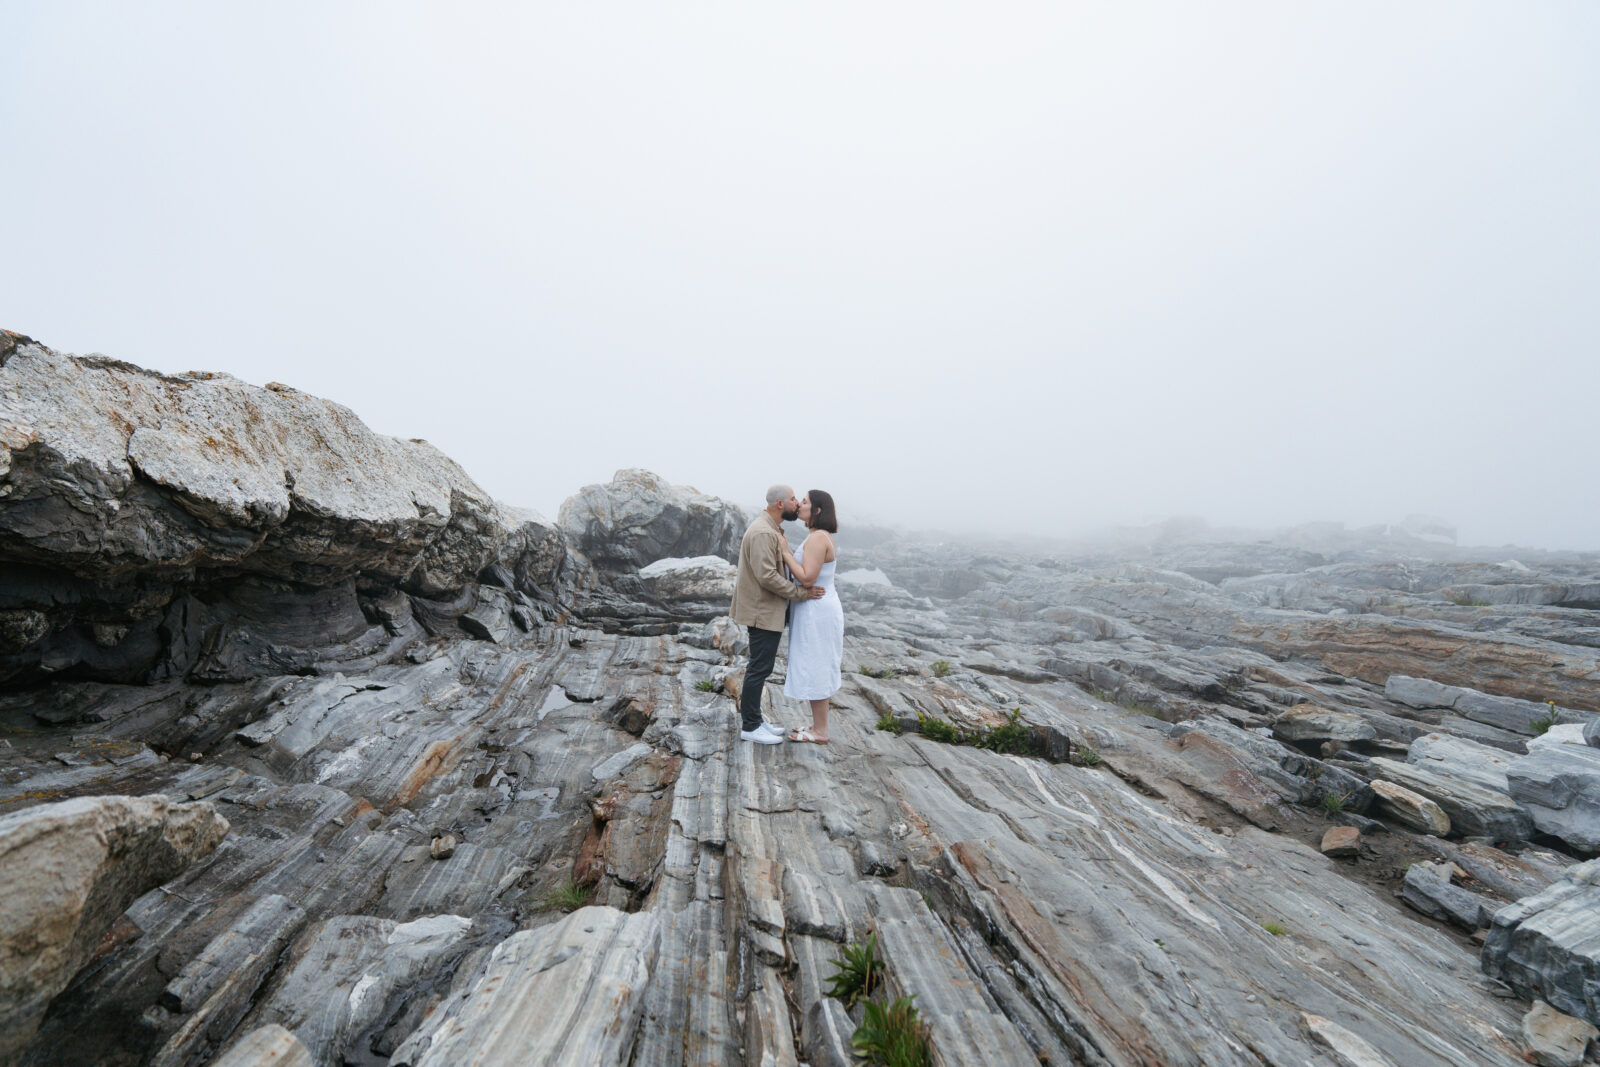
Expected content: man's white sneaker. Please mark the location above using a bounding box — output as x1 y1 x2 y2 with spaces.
740 723 786 744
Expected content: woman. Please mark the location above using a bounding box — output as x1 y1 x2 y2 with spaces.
780 489 843 743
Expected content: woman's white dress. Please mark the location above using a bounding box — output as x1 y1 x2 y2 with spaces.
784 546 843 700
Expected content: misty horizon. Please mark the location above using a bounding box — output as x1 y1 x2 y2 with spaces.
7 5 1597 551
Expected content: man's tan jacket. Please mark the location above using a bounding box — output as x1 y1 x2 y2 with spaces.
730 512 810 631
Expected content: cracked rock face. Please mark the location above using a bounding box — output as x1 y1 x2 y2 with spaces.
0 794 229 1061
5 340 1600 1065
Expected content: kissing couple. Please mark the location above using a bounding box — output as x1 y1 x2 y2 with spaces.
728 484 844 746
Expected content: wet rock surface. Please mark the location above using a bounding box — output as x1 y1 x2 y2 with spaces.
4 341 1600 1064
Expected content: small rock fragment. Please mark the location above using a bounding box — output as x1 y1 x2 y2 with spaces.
430 834 458 860
1321 826 1360 858
1522 1000 1597 1067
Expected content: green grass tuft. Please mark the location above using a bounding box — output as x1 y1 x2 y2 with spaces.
971 708 1040 756
825 932 883 1009
693 678 718 692
851 995 931 1067
876 711 904 735
1077 746 1102 767
916 715 960 744
1447 593 1492 607
1321 792 1346 813
1262 920 1287 936
930 660 952 677
543 881 593 912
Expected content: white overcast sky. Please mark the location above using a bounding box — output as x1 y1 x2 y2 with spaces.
5 4 1598 549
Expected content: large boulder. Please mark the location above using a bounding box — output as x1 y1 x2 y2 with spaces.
558 469 748 573
1483 859 1600 1026
0 794 230 1062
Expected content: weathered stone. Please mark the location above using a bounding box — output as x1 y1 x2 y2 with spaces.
1368 756 1534 842
206 1025 313 1067
1370 779 1451 835
1272 704 1378 743
391 906 659 1067
1506 746 1600 853
558 468 747 573
1400 863 1496 931
0 794 229 1062
1482 859 1600 1026
429 834 457 860
242 913 473 1064
1321 826 1361 858
1522 1000 1597 1067
1302 1012 1393 1067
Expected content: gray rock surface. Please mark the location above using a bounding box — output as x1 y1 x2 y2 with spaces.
0 794 229 1062
205 1025 312 1067
391 907 658 1067
1483 859 1600 1026
559 468 747 572
0 340 563 686
1368 756 1534 842
1506 745 1600 853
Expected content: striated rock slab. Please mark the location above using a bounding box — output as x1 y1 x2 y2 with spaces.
391 906 660 1067
1506 746 1600 854
1387 675 1600 736
0 794 229 1063
205 1025 312 1067
1401 863 1497 931
1370 779 1452 835
1408 732 1517 794
1368 756 1534 842
1273 703 1378 743
1483 859 1600 1026
241 913 474 1064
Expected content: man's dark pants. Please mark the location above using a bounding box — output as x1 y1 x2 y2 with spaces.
740 626 783 733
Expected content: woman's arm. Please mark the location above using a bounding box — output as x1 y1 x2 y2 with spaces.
788 534 829 585
782 536 827 585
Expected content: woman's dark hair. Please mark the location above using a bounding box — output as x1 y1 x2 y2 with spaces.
806 489 838 533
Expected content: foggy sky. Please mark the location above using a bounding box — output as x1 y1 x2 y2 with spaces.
6 4 1598 549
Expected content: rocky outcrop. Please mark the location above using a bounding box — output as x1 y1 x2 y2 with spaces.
558 468 746 573
0 340 564 686
1506 744 1600 854
0 795 229 1062
1483 860 1600 1026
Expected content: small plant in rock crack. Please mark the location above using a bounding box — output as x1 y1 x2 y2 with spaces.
875 712 904 735
916 714 960 744
851 994 932 1067
1530 702 1561 734
825 932 883 1009
1321 792 1347 814
693 678 719 692
542 881 593 912
930 660 952 677
1262 920 1287 936
971 708 1039 756
1076 746 1102 767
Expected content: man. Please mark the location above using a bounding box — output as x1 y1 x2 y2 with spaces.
729 484 825 744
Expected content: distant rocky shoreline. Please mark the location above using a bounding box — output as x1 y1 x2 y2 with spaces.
2 334 1596 1066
